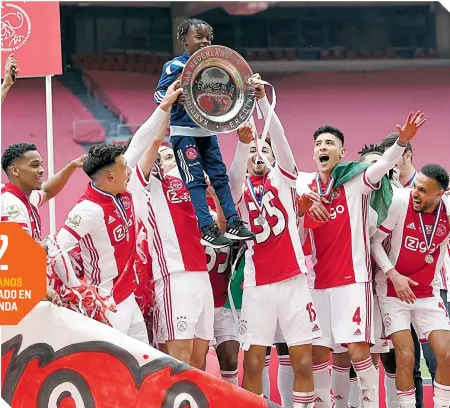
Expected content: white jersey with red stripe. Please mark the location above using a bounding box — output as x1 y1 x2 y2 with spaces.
236 164 306 287
299 170 377 289
55 170 142 305
144 166 207 281
372 189 450 299
1 183 43 240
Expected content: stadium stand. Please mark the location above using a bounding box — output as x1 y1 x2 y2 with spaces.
1 78 103 234
72 66 450 174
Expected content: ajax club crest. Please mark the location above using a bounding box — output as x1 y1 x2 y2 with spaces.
1 3 31 51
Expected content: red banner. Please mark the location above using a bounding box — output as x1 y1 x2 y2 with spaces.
1 1 62 78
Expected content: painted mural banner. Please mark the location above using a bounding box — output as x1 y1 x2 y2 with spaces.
1 302 281 408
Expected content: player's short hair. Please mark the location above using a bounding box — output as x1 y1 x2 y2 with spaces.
379 133 413 155
420 164 449 191
313 125 344 146
83 144 124 178
1 143 38 174
176 18 213 42
358 144 383 161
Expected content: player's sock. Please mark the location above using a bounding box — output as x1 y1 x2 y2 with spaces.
385 372 400 408
331 364 351 408
348 377 360 407
278 355 294 408
293 391 315 408
433 382 450 408
397 388 416 408
313 361 333 408
352 357 379 408
262 354 271 399
220 369 238 386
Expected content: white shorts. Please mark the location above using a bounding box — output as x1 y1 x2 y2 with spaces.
105 293 149 344
209 307 239 348
379 295 450 340
311 282 374 351
239 275 321 350
371 295 390 353
155 272 214 342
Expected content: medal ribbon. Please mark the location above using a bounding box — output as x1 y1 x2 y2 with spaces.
246 177 265 215
316 174 334 197
418 200 442 254
405 170 417 188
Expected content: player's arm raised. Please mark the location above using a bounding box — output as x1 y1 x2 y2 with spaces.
136 82 183 179
229 123 252 203
39 154 87 206
252 76 297 177
366 111 426 187
371 193 417 304
125 81 181 169
1 54 19 104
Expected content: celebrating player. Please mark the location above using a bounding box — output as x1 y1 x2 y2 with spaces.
297 111 426 408
371 164 450 408
1 143 86 302
154 17 254 249
50 82 182 343
229 75 320 408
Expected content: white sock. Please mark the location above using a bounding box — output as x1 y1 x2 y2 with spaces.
220 369 238 386
385 372 400 408
262 354 271 399
434 382 450 408
331 364 350 408
293 391 315 408
397 388 416 408
352 357 379 408
348 376 360 408
313 361 333 408
278 354 294 408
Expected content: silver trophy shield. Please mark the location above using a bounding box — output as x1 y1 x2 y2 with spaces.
180 45 256 134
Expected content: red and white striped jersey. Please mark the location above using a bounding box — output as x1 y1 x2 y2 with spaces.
372 189 450 299
55 170 142 305
236 165 307 287
439 242 450 291
144 167 207 281
1 183 43 241
299 170 378 289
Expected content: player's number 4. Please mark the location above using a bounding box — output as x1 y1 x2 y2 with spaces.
0 235 8 271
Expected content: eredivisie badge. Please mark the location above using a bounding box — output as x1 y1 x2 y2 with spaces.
425 254 434 264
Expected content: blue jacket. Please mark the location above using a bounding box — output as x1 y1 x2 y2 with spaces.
154 52 199 129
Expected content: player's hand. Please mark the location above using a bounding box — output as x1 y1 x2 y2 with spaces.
248 73 265 100
71 154 88 168
237 122 254 144
39 240 48 253
161 80 184 110
3 54 19 87
396 111 426 144
307 197 330 222
44 286 62 306
387 269 418 304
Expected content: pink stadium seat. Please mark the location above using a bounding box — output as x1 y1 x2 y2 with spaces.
1 78 105 234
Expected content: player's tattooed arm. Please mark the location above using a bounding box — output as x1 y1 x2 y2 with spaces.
366 111 426 187
252 76 297 176
229 123 252 203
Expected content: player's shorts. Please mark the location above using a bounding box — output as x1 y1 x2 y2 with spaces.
239 274 321 350
209 307 239 348
105 293 149 344
379 294 450 340
371 295 390 353
311 282 375 350
155 272 214 342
